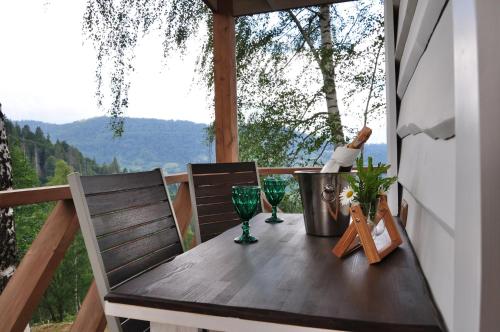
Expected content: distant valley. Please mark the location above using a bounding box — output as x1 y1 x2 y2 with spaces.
16 117 213 173
16 117 387 173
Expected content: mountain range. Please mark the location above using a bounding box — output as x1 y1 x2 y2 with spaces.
15 117 387 173
16 117 213 173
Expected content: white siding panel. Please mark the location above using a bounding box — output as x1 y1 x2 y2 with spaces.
399 134 455 231
397 0 447 97
403 189 454 330
384 0 400 212
395 0 418 61
397 4 454 140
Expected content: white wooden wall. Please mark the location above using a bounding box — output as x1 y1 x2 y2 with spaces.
453 0 500 331
386 1 455 329
388 0 500 330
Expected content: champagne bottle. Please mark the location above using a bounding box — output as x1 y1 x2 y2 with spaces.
321 126 372 173
346 126 372 149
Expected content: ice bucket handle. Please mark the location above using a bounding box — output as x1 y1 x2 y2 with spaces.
321 183 337 203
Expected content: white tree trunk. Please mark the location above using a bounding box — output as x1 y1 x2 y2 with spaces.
319 5 344 145
0 103 16 292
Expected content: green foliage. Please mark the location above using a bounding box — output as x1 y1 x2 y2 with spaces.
10 142 46 258
238 75 328 167
82 0 385 168
207 1 385 165
47 160 73 186
5 122 115 324
276 177 303 213
345 156 397 219
35 235 93 322
34 160 93 323
83 0 209 135
16 117 211 173
6 119 123 181
10 144 39 189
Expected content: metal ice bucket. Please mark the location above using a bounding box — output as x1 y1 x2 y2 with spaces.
295 171 352 237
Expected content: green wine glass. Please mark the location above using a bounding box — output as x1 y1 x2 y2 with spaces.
263 177 287 224
232 185 261 244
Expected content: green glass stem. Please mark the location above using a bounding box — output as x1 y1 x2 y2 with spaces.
265 205 284 224
234 219 258 244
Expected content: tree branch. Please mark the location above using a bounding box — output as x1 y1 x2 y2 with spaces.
312 141 330 165
287 10 321 66
363 37 384 126
305 7 320 16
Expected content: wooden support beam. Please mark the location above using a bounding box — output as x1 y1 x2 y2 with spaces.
213 0 239 162
70 281 106 332
0 200 79 332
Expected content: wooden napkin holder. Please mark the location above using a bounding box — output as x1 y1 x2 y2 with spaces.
332 195 402 264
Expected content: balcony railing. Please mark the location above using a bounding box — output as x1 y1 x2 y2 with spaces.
0 167 319 332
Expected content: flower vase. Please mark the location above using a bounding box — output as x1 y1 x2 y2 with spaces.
359 200 384 237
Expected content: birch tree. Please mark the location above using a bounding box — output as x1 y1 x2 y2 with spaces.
83 0 384 163
218 0 385 165
0 103 16 292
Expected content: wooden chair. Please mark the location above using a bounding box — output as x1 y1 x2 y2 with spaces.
68 169 184 332
187 162 262 244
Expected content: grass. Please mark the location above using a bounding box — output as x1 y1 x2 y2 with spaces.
31 323 110 332
31 323 72 332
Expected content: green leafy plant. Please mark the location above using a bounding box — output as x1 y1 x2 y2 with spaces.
345 155 397 220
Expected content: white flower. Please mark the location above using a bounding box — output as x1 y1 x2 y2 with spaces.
340 186 356 206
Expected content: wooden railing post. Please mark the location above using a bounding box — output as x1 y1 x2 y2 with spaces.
70 281 106 332
0 200 79 332
172 182 193 238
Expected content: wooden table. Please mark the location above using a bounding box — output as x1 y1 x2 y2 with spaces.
105 213 445 332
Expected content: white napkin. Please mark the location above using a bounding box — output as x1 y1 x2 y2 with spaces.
321 146 360 173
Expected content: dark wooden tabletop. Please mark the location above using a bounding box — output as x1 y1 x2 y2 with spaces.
106 213 445 332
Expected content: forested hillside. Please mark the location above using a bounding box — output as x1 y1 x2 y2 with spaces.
17 117 387 174
17 117 213 173
6 119 123 183
5 120 123 325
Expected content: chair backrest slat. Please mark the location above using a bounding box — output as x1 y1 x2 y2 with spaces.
101 227 180 272
68 168 183 332
188 162 261 244
92 201 171 237
190 162 256 174
86 185 169 216
107 242 183 288
97 215 176 252
198 211 240 225
81 171 164 194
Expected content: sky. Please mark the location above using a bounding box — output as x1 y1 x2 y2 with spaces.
0 0 211 124
0 0 386 143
